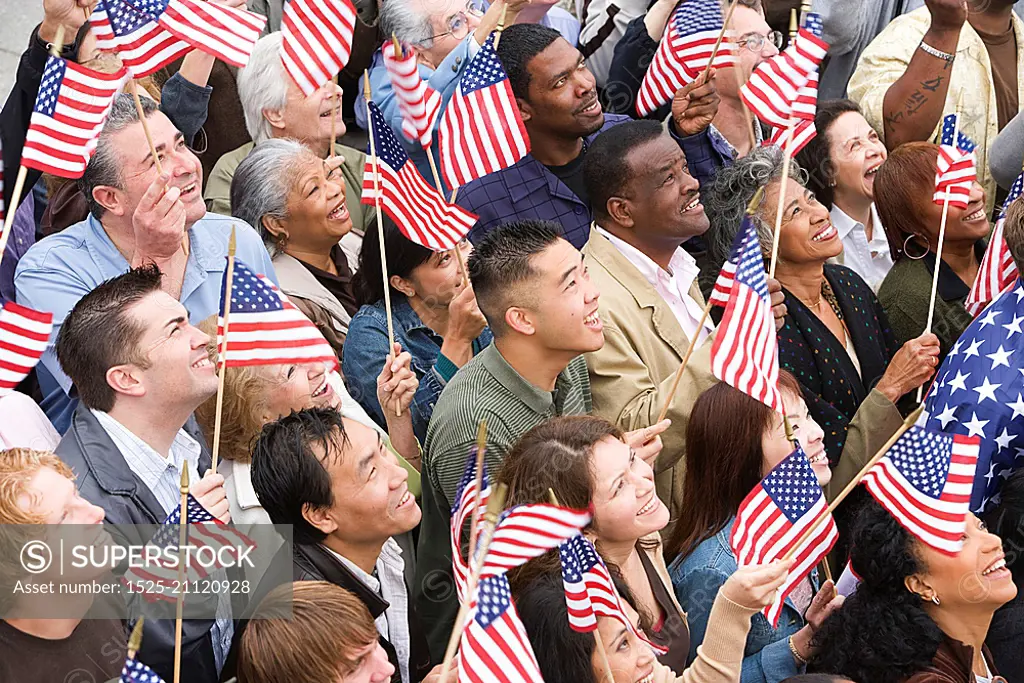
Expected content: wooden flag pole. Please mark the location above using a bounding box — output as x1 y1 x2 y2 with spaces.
781 406 923 561
364 72 396 352
467 420 488 566
210 225 237 474
329 74 339 159
439 483 508 683
548 489 614 683
492 4 509 50
1 28 67 258
656 188 764 422
130 79 165 178
767 10 801 279
173 466 190 683
127 617 145 661
917 98 964 404
698 0 740 83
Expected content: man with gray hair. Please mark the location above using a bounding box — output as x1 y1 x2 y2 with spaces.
205 31 371 261
14 94 276 434
362 0 531 186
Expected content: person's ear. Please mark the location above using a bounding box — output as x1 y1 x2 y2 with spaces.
904 574 937 604
505 306 536 336
261 215 289 244
408 44 436 71
516 97 532 123
91 185 127 217
390 274 417 298
263 107 288 134
606 196 634 228
302 503 339 536
105 364 145 399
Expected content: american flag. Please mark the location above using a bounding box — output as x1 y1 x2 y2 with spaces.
766 71 819 155
730 444 838 627
123 0 265 68
91 0 193 78
966 171 1022 316
451 447 491 602
709 214 783 411
934 113 977 210
21 56 127 179
0 303 52 396
122 494 253 603
479 504 591 578
217 259 338 368
459 573 544 683
363 101 477 251
280 0 356 96
437 35 530 190
924 285 1024 511
120 656 166 682
862 426 980 555
383 40 442 148
636 0 737 117
558 534 667 653
740 13 828 129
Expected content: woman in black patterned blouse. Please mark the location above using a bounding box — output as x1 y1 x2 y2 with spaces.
701 146 940 465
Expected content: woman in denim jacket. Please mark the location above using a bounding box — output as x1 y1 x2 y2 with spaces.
667 371 844 683
343 217 492 442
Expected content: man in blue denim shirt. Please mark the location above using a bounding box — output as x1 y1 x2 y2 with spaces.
15 95 276 434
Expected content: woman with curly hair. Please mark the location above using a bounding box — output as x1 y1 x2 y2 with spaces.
810 501 1015 683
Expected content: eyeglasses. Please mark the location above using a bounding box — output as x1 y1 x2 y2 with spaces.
736 30 785 53
424 0 487 43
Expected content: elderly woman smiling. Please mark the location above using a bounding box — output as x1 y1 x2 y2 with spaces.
231 139 359 355
701 147 939 464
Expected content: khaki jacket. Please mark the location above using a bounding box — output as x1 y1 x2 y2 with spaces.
272 250 354 342
583 228 718 523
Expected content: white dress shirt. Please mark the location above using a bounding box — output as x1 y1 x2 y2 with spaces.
328 538 412 683
597 226 714 345
831 204 893 292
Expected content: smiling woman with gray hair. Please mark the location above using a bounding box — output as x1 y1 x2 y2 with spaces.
231 139 359 356
700 146 939 467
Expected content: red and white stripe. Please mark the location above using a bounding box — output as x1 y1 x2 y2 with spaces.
452 457 490 602
0 303 53 396
934 146 977 210
280 0 356 96
90 0 193 78
459 576 544 683
383 41 442 148
740 27 827 129
135 0 265 68
863 435 980 555
966 218 1018 316
479 505 590 577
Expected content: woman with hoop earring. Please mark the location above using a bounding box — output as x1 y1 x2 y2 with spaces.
875 141 990 368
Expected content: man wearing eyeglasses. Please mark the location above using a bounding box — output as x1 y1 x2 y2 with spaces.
364 0 532 186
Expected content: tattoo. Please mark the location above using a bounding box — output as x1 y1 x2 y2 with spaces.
921 76 944 92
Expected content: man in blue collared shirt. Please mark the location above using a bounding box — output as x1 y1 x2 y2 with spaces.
15 94 276 434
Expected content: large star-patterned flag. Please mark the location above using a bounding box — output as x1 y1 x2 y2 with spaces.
925 279 1024 511
965 171 1022 316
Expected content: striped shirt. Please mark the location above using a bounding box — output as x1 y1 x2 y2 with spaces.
424 344 593 511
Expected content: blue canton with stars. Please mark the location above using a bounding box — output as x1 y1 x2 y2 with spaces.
101 0 152 35
458 39 510 96
761 444 823 523
121 657 166 683
803 12 824 38
368 101 412 171
729 215 770 301
147 494 216 551
672 0 725 36
1000 172 1024 219
925 278 1024 510
221 260 284 316
124 0 171 19
940 113 976 154
35 57 67 117
886 426 954 498
560 534 601 583
474 573 514 629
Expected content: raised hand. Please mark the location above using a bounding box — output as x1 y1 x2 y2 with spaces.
671 68 721 137
132 173 187 264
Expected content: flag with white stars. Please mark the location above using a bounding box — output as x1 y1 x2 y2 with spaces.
965 171 1022 316
91 0 192 77
741 12 828 129
437 34 530 189
861 425 980 555
121 0 265 68
280 0 356 96
934 113 978 210
451 446 491 602
731 444 837 627
558 534 666 652
363 101 477 251
216 259 338 369
21 56 127 178
636 0 738 116
459 573 543 683
925 279 1024 511
121 656 166 682
709 214 783 412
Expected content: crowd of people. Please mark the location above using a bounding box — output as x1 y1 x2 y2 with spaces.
2 0 1024 681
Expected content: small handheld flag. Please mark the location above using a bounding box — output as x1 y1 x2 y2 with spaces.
91 0 193 78
459 573 544 683
966 171 1022 315
934 113 978 211
122 0 266 67
383 39 442 148
280 0 357 96
0 303 52 396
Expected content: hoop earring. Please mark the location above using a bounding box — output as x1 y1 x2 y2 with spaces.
903 234 930 260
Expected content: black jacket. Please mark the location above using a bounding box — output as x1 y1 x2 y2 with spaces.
55 403 224 683
238 540 433 683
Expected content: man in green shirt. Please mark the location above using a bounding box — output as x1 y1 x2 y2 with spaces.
415 219 664 659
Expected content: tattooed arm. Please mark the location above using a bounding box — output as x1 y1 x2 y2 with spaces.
880 0 967 149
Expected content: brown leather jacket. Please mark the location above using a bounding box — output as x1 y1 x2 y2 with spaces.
904 636 1002 683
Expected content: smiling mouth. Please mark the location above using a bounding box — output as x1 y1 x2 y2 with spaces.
982 556 1009 578
636 495 658 516
328 200 349 222
636 671 654 683
577 98 600 115
311 376 329 398
963 207 987 222
396 490 413 509
811 223 837 242
583 311 602 329
180 181 198 198
807 450 828 467
864 163 882 179
191 356 213 371
682 194 701 214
